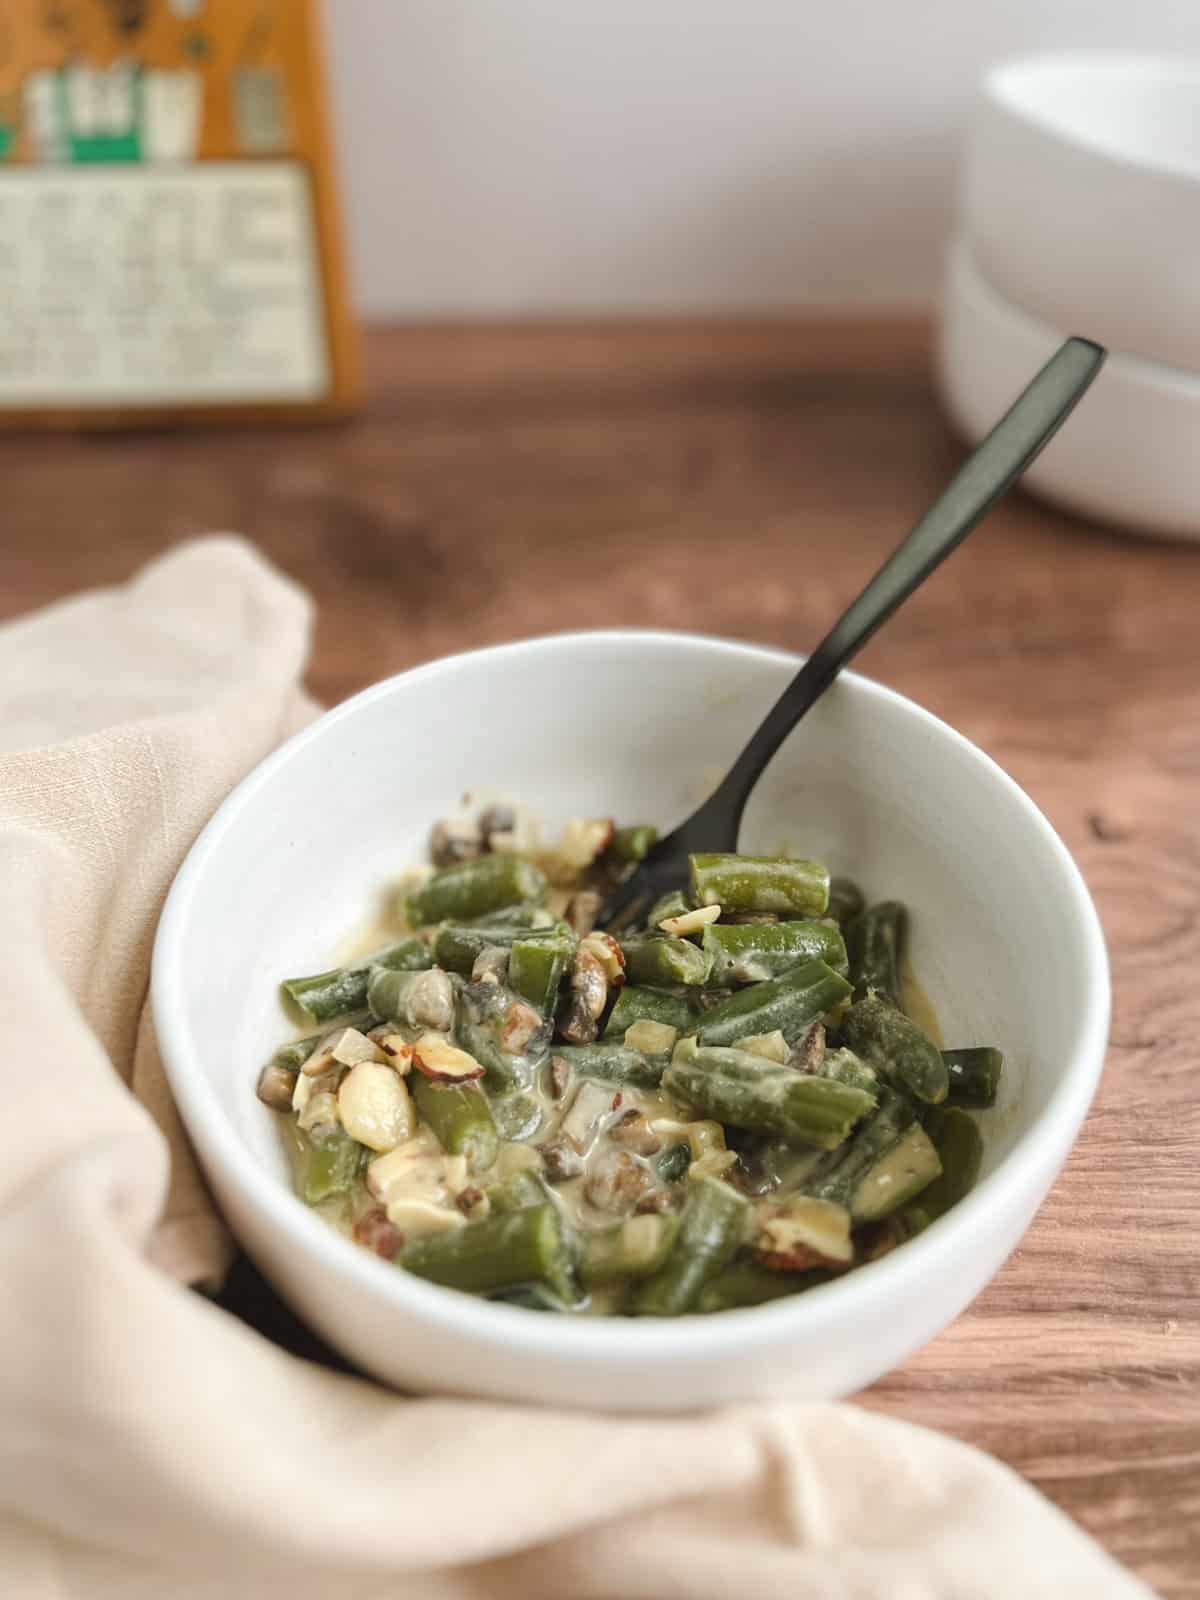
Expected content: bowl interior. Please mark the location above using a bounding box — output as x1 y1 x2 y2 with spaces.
989 52 1200 179
161 632 1101 1224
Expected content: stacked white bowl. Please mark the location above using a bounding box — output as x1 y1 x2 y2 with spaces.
937 53 1200 541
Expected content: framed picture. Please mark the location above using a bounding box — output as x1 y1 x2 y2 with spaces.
0 0 359 426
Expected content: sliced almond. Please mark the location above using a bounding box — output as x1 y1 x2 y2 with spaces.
330 1027 384 1068
386 1198 466 1237
300 1045 338 1078
556 817 615 872
755 1195 854 1267
297 1090 339 1140
412 1032 485 1082
579 930 626 984
374 1033 414 1074
732 1029 789 1064
337 1062 414 1153
368 1131 467 1237
659 903 721 937
623 1019 679 1055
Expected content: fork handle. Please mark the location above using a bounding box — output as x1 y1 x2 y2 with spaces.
703 336 1106 828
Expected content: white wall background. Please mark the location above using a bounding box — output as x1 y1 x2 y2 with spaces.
322 2 1200 318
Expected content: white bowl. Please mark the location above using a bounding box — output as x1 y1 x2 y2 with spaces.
963 51 1200 371
938 238 1200 541
153 631 1109 1411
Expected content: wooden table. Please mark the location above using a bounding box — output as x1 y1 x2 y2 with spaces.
3 321 1197 1595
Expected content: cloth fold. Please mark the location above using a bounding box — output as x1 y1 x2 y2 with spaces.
0 538 1153 1599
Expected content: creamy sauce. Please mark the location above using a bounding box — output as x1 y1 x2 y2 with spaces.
900 958 943 1049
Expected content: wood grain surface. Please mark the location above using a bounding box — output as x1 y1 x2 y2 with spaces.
2 319 1197 1595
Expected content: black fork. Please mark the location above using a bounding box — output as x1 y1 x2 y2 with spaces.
600 336 1105 930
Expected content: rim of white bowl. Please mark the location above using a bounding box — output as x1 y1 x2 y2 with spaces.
947 236 1200 393
153 630 1111 1367
985 50 1200 186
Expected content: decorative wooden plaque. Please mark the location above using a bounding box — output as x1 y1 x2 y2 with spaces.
0 0 359 426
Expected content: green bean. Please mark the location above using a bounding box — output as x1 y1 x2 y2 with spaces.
644 889 689 930
701 920 848 986
698 1261 832 1313
664 1044 875 1149
508 934 573 1014
434 921 574 976
271 1033 322 1071
485 1169 548 1213
407 855 547 927
549 1042 666 1089
464 904 556 930
580 1214 680 1287
842 993 948 1105
282 939 432 1025
603 985 702 1039
845 901 906 1004
366 966 456 1031
608 824 659 864
916 1101 946 1141
805 1086 940 1220
655 1141 692 1184
620 934 712 988
410 1075 499 1169
399 1204 576 1303
898 1107 983 1233
689 853 830 917
819 1046 879 1095
943 1047 1004 1109
631 1178 749 1316
455 979 551 1092
826 876 866 929
489 1091 543 1142
303 1130 367 1204
695 958 851 1048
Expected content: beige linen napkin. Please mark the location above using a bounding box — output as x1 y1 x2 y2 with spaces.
0 538 1154 1600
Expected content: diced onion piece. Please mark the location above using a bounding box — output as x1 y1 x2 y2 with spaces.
648 1117 725 1162
337 1062 414 1152
732 1029 789 1064
623 1019 679 1055
671 1035 699 1067
496 1141 543 1178
560 1079 621 1154
659 903 721 937
688 1150 738 1181
412 1032 485 1082
331 1027 384 1068
756 1196 854 1265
